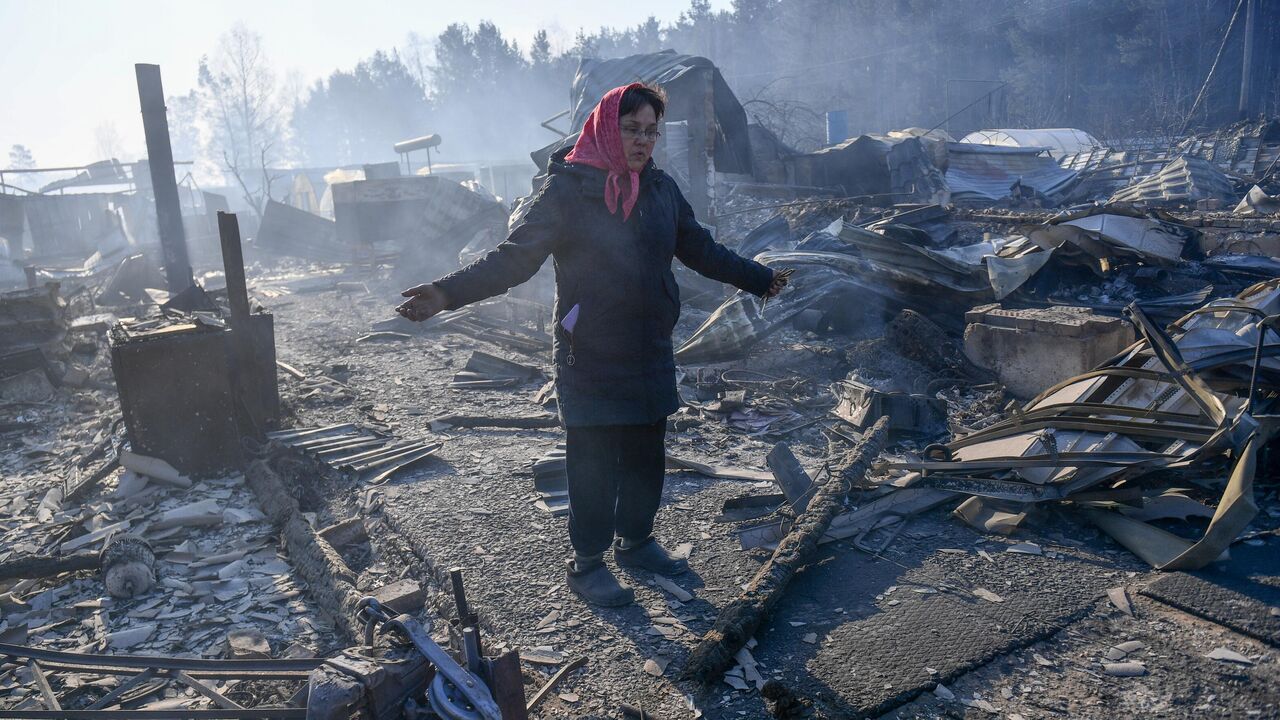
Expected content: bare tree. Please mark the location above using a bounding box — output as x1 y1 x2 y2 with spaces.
198 23 287 218
94 122 125 161
7 145 35 170
400 31 435 93
743 79 826 151
4 145 36 192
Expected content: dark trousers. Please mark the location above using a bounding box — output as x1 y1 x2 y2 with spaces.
565 421 667 557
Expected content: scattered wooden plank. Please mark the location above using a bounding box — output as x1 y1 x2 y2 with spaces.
275 360 306 380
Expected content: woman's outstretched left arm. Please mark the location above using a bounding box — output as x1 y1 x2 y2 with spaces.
672 186 774 297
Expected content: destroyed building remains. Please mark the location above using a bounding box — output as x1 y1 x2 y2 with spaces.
4 3 1280 719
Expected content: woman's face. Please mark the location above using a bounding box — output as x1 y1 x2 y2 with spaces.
619 104 659 173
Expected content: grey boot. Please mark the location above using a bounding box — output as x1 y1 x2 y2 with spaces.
614 537 689 576
566 558 635 607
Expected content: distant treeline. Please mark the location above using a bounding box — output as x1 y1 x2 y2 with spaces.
195 1 1280 188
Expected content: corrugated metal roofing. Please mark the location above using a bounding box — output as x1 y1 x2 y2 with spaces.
944 143 1079 205
1108 155 1235 205
1174 118 1280 178
1066 120 1279 194
571 51 711 129
1058 148 1172 199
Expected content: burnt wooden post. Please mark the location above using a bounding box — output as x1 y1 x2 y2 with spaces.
135 63 193 293
217 212 252 325
217 211 266 437
487 650 529 720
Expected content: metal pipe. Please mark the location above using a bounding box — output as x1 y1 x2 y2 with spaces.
462 627 482 675
0 710 305 718
449 567 470 624
218 212 251 326
0 643 322 672
0 162 192 174
1239 0 1256 118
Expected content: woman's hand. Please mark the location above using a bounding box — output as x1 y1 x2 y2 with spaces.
396 283 449 322
765 269 791 298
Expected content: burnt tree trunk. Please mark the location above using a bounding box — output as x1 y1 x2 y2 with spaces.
0 553 99 583
681 416 890 684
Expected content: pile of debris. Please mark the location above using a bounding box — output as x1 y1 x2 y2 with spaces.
672 280 1279 702
4 44 1280 717
676 188 1280 569
898 279 1279 567
680 192 1280 369
0 440 331 711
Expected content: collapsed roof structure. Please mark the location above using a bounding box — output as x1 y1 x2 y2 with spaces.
943 142 1081 206
530 50 755 218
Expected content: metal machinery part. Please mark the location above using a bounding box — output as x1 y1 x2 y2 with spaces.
305 646 431 720
353 597 503 720
427 672 483 720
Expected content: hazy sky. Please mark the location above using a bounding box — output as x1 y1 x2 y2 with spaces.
0 0 727 167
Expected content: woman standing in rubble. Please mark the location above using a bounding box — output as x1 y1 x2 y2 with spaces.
397 83 786 606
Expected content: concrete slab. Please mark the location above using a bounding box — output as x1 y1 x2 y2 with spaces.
801 545 1108 716
964 304 1135 397
1142 543 1280 647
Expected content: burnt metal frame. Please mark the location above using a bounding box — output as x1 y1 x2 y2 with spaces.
0 642 318 718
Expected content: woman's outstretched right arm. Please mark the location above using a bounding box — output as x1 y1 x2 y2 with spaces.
397 176 566 322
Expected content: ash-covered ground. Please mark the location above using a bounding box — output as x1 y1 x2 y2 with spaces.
252 253 1279 719
3 202 1278 718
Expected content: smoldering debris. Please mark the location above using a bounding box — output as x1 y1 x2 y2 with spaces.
4 18 1280 720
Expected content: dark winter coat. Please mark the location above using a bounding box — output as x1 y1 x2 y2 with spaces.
433 150 773 427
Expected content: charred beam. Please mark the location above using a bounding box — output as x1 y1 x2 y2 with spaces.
681 416 890 684
134 63 193 294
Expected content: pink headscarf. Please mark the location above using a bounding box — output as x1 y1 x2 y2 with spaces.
565 82 643 221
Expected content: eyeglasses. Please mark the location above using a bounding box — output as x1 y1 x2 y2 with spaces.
621 126 662 142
